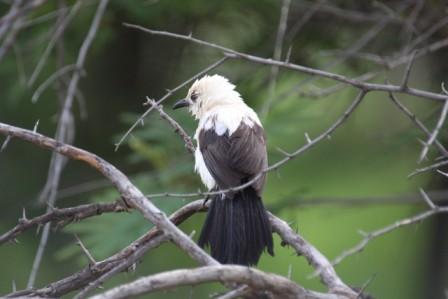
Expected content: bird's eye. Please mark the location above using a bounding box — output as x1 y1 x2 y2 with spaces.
191 93 198 102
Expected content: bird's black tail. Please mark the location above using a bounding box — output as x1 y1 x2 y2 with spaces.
198 188 274 265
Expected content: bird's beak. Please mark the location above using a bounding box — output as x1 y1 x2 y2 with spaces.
173 98 190 110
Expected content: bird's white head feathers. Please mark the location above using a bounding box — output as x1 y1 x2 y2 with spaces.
183 75 244 119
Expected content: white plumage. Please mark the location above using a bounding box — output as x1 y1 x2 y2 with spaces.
187 75 262 190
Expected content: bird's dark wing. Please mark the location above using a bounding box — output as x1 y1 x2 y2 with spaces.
199 122 267 195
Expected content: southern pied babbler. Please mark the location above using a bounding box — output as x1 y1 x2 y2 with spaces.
173 74 274 266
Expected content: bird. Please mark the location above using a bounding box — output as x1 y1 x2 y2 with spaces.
173 74 274 266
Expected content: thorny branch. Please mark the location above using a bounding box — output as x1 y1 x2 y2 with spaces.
123 23 448 102
26 0 109 289
90 265 329 299
2 1 448 298
331 191 448 267
144 97 195 154
389 92 448 157
114 56 229 151
0 200 127 245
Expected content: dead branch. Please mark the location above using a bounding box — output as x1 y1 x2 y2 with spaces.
90 265 334 299
389 92 448 157
144 97 195 154
409 159 448 177
331 192 448 267
0 200 127 245
114 56 228 151
123 23 448 102
2 196 354 298
269 213 354 297
419 98 448 162
27 0 109 288
0 121 219 295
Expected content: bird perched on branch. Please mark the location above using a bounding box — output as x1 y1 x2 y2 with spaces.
173 74 274 265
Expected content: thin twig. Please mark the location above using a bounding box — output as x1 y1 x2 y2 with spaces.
215 286 249 299
0 12 23 62
144 97 195 154
27 0 109 288
7 200 206 298
400 50 417 89
260 0 290 118
27 0 83 86
0 200 127 245
0 0 47 27
31 64 82 103
389 92 448 157
409 159 448 177
114 56 228 151
331 194 447 267
0 0 22 41
122 23 448 102
419 99 448 162
419 188 436 209
1 135 11 152
75 234 97 265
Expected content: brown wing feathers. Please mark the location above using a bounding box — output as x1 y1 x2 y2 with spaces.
198 122 267 196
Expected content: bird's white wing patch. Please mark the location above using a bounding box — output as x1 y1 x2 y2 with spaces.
214 121 228 136
194 146 216 190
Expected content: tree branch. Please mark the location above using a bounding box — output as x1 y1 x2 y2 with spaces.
114 56 228 151
144 97 195 154
90 265 334 299
123 23 448 102
331 193 448 267
0 200 127 245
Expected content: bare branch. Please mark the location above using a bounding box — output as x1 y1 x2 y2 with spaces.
268 189 448 212
269 213 355 297
331 197 448 267
0 0 22 41
437 169 448 178
90 265 334 299
1 135 11 152
400 50 417 89
144 97 195 154
0 200 127 245
0 0 47 27
115 56 228 151
409 159 448 177
75 234 97 265
4 197 356 298
389 92 448 157
123 23 448 102
7 200 206 298
260 0 290 118
406 15 448 51
27 0 109 288
419 99 448 162
0 17 23 63
0 121 218 273
27 0 82 86
419 188 436 209
216 286 249 299
31 64 82 103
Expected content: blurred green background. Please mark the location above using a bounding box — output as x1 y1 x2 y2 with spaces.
0 0 447 298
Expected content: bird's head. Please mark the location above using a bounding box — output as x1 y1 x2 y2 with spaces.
173 74 243 119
